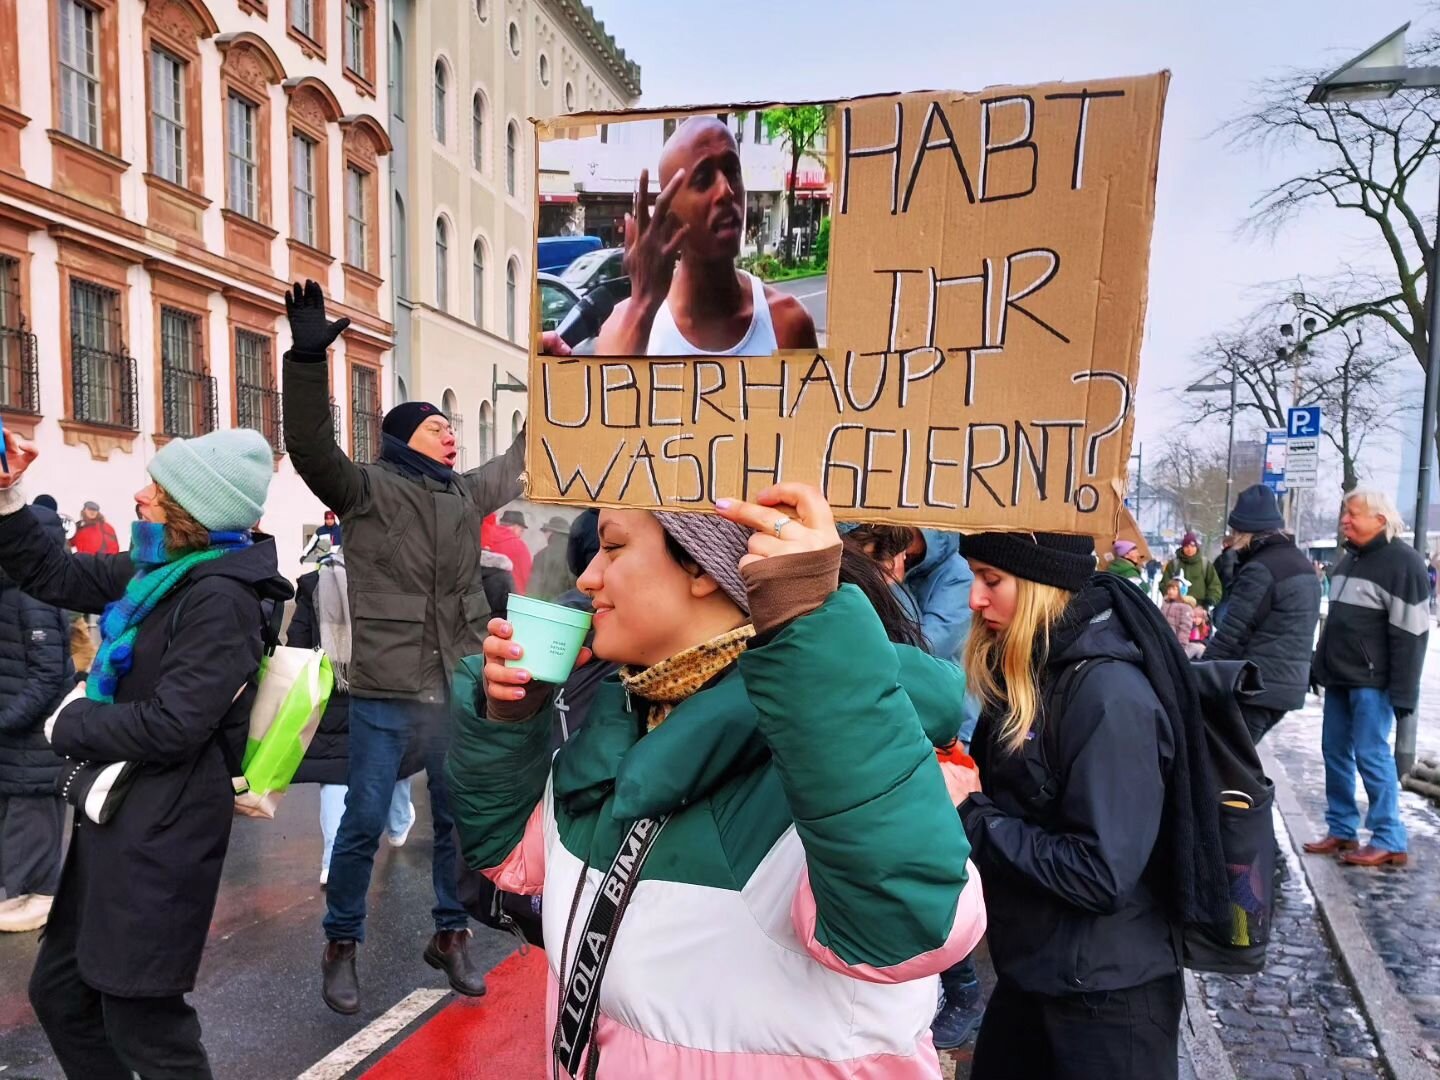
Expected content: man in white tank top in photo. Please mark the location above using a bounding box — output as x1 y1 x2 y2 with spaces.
595 116 818 357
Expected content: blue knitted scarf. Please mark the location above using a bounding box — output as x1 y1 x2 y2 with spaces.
86 522 253 703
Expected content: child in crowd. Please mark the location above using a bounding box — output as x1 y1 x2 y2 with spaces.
1161 579 1193 649
1187 599 1210 659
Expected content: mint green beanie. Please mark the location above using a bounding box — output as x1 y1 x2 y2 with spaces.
148 429 273 531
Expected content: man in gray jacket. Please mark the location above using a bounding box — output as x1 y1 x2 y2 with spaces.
283 281 525 1014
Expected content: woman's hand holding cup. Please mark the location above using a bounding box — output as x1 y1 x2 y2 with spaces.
481 617 591 713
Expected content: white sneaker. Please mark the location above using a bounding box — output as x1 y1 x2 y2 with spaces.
320 866 329 886
387 816 415 848
0 894 52 933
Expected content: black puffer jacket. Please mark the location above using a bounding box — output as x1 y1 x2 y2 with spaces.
0 505 72 796
1204 532 1321 711
0 505 292 996
961 602 1178 995
1314 533 1431 710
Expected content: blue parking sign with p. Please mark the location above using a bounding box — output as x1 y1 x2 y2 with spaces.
1287 406 1322 438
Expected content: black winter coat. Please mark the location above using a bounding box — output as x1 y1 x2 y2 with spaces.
1204 533 1321 711
0 506 292 996
288 570 349 786
961 607 1178 996
1313 534 1431 710
0 505 72 796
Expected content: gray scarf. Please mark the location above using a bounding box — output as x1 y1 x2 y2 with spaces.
316 552 351 692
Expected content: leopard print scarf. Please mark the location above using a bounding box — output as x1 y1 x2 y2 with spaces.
619 625 756 731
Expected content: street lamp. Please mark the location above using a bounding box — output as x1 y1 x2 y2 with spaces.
1187 377 1238 518
1275 296 1319 532
1308 22 1440 777
491 367 526 461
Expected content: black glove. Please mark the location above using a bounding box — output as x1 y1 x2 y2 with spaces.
284 280 351 358
1393 706 1414 725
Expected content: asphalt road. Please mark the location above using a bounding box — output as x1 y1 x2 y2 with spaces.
771 273 828 343
0 781 517 1080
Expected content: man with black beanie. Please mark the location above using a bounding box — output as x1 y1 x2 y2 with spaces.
282 281 525 1014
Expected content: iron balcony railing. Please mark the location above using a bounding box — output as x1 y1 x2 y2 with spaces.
161 363 218 439
237 381 284 454
0 320 39 414
72 339 138 430
351 398 381 464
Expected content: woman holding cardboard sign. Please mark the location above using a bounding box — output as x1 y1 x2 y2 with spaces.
955 532 1232 1080
448 482 984 1079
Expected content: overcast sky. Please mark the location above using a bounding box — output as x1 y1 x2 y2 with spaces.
594 0 1430 491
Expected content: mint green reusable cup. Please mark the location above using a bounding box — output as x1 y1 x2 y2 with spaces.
505 594 593 684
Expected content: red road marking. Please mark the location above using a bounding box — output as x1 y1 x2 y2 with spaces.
360 947 548 1079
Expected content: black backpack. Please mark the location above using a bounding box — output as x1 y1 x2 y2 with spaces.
1042 657 1275 975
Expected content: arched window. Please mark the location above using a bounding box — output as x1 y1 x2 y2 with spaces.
478 400 493 462
433 59 448 143
507 21 520 56
435 216 450 311
511 409 523 439
390 23 403 118
392 193 407 294
505 120 518 196
471 91 486 171
472 238 486 326
564 81 576 112
397 375 409 401
538 53 550 85
505 257 518 341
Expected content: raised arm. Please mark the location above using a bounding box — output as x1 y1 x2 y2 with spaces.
459 427 526 518
281 281 369 517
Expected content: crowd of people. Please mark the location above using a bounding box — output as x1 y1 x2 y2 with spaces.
0 278 1430 1080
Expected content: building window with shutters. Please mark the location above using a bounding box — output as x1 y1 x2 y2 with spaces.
70 279 136 429
227 93 259 219
160 307 215 438
150 47 186 185
291 132 317 247
344 0 368 80
0 258 38 416
435 216 449 311
235 328 282 451
59 0 102 147
505 257 518 341
346 166 369 270
351 364 380 463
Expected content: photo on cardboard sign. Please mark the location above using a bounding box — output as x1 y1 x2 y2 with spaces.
536 106 831 356
528 79 1166 536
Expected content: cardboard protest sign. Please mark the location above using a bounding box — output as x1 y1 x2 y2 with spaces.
528 74 1167 534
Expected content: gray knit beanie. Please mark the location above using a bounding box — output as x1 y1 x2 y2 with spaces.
653 511 751 614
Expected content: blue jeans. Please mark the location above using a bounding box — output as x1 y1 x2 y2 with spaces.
322 699 467 942
1321 687 1407 852
319 780 414 871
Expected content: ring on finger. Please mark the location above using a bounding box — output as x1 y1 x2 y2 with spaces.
771 514 791 538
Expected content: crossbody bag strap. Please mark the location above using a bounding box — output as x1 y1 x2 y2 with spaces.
551 815 668 1079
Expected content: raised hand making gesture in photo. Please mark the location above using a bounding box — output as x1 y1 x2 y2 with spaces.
596 167 689 355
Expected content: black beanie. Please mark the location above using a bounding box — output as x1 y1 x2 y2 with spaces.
382 400 446 442
962 531 1096 592
1227 484 1284 532
566 508 600 577
33 494 58 511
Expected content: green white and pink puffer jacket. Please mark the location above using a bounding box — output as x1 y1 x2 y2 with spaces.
448 586 985 1079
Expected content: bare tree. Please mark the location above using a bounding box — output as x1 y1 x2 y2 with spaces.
1224 20 1440 458
1149 432 1232 545
1179 296 1410 501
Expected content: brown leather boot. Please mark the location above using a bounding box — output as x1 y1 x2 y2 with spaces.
424 929 487 997
1302 835 1358 855
1340 845 1408 868
322 940 360 1015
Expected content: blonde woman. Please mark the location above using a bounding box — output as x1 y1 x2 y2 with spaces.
955 532 1229 1080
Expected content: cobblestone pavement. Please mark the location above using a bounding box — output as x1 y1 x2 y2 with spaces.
1192 810 1384 1079
1265 683 1440 1046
